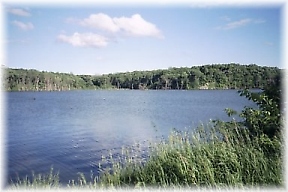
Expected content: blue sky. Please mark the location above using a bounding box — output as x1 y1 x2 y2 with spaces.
4 4 283 75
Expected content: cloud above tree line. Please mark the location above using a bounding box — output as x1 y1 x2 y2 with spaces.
12 20 34 31
58 13 164 48
217 17 265 30
8 8 34 31
8 8 31 17
57 32 109 48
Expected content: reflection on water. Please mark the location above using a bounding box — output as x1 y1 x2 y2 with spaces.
6 90 256 184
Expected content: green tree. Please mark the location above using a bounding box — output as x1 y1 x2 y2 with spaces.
239 74 282 139
4 64 281 91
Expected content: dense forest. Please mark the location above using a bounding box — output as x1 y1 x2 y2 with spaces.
3 63 281 91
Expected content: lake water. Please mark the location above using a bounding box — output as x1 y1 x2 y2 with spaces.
6 90 256 185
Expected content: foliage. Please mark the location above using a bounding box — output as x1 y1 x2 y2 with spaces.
239 73 282 139
4 63 281 91
241 76 282 161
221 72 282 157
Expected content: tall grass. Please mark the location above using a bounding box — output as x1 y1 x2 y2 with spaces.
94 121 283 189
7 167 60 189
7 120 283 189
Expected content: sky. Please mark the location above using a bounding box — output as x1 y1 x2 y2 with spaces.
2 2 284 75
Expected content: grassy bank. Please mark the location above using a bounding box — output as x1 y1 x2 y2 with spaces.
88 122 283 189
7 122 283 190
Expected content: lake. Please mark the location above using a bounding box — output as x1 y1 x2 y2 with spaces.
6 90 256 185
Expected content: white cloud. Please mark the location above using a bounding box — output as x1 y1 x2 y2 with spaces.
12 20 34 30
217 18 265 30
77 13 163 38
58 13 163 48
80 13 120 33
8 8 31 17
222 18 252 29
57 32 108 48
114 14 163 38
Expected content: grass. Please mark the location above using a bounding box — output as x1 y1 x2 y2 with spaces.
7 167 60 189
96 121 283 189
6 120 283 190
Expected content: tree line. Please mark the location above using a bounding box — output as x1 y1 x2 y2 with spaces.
3 63 281 91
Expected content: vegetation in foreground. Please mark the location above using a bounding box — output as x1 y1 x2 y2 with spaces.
6 73 283 189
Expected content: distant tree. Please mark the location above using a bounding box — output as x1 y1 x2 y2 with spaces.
5 64 281 91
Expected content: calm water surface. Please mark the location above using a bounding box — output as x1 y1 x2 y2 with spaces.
6 90 256 184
